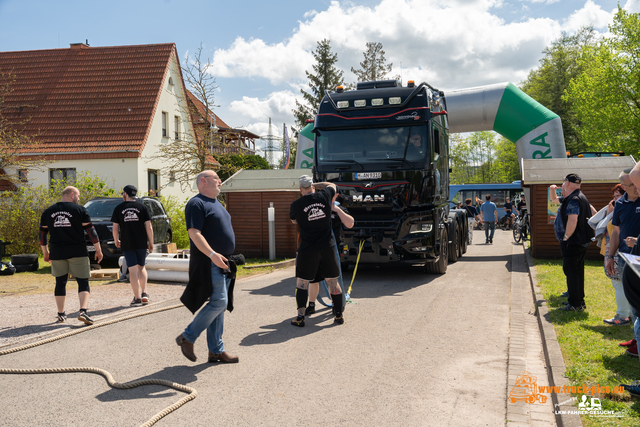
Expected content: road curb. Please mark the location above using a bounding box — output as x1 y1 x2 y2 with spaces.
242 259 295 270
523 246 583 427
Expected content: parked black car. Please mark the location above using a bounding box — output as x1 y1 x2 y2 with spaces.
83 197 172 263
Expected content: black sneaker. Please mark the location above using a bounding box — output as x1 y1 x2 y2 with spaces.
304 303 315 316
291 316 305 327
561 291 569 298
559 303 586 312
130 297 142 307
56 312 67 323
334 313 345 324
78 311 94 325
141 293 150 305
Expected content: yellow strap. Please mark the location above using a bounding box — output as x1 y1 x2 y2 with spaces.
347 240 365 295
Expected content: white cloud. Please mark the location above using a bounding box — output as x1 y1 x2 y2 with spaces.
624 0 640 12
563 0 613 32
215 0 622 132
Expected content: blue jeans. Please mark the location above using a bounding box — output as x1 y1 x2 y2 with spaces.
484 222 496 241
183 265 229 353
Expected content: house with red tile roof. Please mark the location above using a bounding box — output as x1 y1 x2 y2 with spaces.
185 89 259 157
0 42 200 198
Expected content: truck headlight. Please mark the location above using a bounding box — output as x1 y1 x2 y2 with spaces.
409 223 433 233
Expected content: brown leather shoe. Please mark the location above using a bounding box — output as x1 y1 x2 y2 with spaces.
176 334 197 362
208 351 239 363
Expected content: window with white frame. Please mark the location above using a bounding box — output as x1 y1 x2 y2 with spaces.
18 169 28 182
174 116 180 140
162 112 168 137
49 168 76 185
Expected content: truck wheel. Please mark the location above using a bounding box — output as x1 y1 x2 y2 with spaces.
448 222 459 263
426 228 448 274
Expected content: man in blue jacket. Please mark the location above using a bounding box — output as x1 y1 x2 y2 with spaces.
479 194 498 244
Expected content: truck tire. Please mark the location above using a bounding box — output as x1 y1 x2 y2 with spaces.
448 221 459 263
460 216 468 254
426 227 448 274
10 254 38 265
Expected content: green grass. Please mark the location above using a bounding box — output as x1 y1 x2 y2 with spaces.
533 258 640 425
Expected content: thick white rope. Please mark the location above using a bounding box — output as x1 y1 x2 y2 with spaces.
0 303 197 427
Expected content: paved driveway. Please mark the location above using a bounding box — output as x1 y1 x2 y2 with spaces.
0 229 522 426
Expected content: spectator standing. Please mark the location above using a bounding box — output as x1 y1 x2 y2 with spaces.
608 167 640 357
40 186 103 324
289 175 344 326
479 194 498 244
176 170 238 364
550 173 595 311
111 185 154 307
504 197 515 229
599 184 631 325
463 198 479 244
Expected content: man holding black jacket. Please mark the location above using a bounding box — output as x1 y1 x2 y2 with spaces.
176 170 238 364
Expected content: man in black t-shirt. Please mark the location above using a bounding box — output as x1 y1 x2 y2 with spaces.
289 175 343 326
306 198 354 315
516 195 527 218
111 185 154 307
40 186 103 325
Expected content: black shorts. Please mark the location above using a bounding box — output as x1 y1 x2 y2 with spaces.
296 246 340 282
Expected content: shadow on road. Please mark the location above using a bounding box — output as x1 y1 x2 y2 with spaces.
96 364 209 402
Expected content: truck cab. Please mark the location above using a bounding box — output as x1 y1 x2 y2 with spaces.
313 80 460 273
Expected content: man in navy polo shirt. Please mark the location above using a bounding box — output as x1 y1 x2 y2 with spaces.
607 170 640 279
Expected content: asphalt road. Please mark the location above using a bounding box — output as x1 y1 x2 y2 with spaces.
0 228 517 426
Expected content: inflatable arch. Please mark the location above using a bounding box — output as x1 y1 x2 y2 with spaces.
294 81 566 169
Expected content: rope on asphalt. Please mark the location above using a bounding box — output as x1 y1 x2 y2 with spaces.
0 302 196 427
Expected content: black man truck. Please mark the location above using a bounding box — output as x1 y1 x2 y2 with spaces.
312 80 468 274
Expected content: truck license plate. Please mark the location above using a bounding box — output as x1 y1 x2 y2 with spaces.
355 172 381 180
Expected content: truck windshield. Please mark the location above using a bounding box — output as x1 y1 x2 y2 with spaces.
315 125 429 172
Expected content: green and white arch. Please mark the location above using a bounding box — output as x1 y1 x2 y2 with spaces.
446 82 567 159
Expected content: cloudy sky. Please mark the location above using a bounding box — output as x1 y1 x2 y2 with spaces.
1 0 639 153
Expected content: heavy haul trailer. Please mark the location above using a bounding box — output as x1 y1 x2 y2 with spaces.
312 80 468 274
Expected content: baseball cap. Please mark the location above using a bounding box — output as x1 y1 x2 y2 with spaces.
123 185 138 197
299 175 313 188
565 173 582 184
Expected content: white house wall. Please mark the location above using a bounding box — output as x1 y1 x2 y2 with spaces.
140 53 198 200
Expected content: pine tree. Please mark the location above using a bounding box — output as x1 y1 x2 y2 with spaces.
292 39 344 133
351 42 393 82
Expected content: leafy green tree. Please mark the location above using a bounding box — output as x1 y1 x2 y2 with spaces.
564 7 640 159
215 153 272 182
350 42 393 82
521 27 596 155
449 131 518 184
292 39 344 133
492 136 520 183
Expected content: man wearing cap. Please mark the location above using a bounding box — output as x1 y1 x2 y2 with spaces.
289 175 344 326
111 185 154 307
550 173 596 311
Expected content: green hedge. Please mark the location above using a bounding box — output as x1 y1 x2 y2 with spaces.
0 173 117 256
158 195 190 249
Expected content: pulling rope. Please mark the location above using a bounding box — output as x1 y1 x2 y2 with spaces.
0 303 196 427
345 239 365 302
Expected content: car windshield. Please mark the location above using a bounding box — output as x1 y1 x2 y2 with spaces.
84 199 121 218
315 125 429 172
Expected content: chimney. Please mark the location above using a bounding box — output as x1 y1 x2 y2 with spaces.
70 42 90 50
